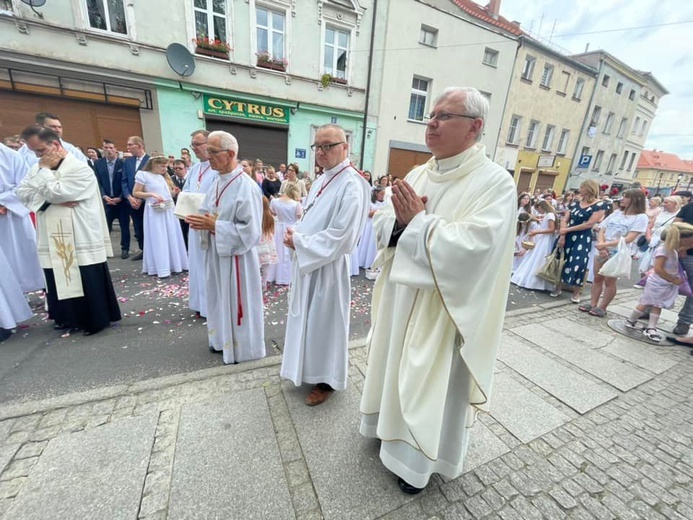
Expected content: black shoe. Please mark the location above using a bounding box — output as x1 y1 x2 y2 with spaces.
0 328 11 342
673 323 690 336
209 346 222 354
397 477 425 495
121 251 130 259
131 252 143 261
53 323 69 330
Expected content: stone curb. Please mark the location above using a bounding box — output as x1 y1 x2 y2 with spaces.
0 289 641 420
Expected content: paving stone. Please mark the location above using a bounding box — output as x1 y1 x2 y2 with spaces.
5 414 156 519
169 389 293 520
14 442 48 461
0 444 18 475
0 457 38 480
512 324 654 392
579 495 615 520
499 334 617 413
464 420 511 473
490 373 570 443
549 486 578 510
508 495 543 520
602 338 677 374
542 318 614 347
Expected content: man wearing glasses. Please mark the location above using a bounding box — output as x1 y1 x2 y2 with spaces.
186 131 265 365
280 124 370 406
359 87 517 494
183 130 217 318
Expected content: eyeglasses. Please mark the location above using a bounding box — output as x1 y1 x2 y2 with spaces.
190 141 206 148
424 112 479 122
207 149 230 155
310 141 345 152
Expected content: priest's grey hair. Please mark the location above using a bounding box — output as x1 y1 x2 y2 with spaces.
208 130 239 156
435 87 488 142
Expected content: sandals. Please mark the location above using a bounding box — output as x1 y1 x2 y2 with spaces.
549 292 561 298
570 297 581 304
578 304 592 313
643 328 663 342
624 319 638 329
588 308 606 317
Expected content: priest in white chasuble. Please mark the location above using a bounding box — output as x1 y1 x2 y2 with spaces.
186 131 265 365
360 87 517 494
184 129 218 319
0 143 44 294
280 124 370 406
16 127 121 336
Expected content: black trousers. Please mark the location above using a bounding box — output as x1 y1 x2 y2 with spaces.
104 201 131 252
130 202 145 251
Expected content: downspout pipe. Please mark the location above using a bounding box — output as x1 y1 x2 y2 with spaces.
360 0 378 171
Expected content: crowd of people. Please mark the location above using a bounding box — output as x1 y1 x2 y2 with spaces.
3 86 692 497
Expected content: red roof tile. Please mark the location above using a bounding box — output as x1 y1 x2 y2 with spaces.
638 150 693 173
449 0 523 36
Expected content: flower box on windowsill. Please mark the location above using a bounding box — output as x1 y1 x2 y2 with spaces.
257 60 286 72
330 76 347 85
195 47 229 60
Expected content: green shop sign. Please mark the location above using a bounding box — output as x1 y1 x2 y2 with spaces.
203 95 290 124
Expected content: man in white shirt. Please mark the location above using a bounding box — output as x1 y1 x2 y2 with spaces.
280 125 370 406
18 112 88 167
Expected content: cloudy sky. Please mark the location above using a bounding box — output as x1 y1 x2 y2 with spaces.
498 0 693 159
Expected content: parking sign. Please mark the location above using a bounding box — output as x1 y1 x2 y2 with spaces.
577 155 592 169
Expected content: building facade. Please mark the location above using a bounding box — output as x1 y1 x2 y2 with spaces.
566 51 667 191
0 0 375 173
368 0 519 179
633 150 693 196
494 36 597 194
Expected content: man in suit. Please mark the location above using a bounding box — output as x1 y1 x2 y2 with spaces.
121 136 149 261
86 147 101 173
171 159 189 248
95 140 130 259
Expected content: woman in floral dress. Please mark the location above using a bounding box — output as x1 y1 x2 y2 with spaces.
552 179 606 302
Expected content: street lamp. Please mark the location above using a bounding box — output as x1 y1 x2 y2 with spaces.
674 173 684 194
656 171 663 195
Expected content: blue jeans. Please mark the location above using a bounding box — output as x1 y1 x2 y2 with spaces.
677 254 693 325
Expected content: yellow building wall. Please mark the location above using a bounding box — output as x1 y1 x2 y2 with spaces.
515 150 572 193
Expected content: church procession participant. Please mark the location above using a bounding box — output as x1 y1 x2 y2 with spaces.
184 130 218 318
17 127 121 336
0 245 34 342
122 136 150 261
132 156 187 279
280 124 370 406
94 140 131 259
186 131 265 364
269 182 303 286
18 112 88 168
0 143 44 294
359 87 516 494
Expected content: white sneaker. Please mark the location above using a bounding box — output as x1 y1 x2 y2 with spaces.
643 328 663 342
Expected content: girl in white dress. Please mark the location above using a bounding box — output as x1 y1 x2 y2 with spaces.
270 182 303 285
358 187 387 270
513 212 539 273
510 200 557 291
626 223 693 341
133 156 188 278
257 196 278 291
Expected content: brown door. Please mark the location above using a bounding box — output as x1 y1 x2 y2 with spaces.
517 171 533 193
535 173 557 193
206 118 288 168
387 148 432 179
0 91 142 151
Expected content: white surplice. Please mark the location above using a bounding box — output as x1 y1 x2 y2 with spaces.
280 160 370 390
0 246 33 330
202 166 265 365
359 144 517 488
0 144 44 292
184 161 217 316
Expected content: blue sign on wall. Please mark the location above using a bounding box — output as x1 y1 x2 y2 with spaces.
331 116 337 124
577 154 592 169
295 148 306 159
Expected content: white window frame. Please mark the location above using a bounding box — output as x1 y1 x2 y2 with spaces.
606 153 617 174
521 56 536 81
620 151 629 170
419 25 437 47
602 74 610 87
540 64 554 88
616 82 623 94
640 120 648 137
255 5 286 61
323 24 350 80
483 47 499 67
558 71 570 94
507 116 522 144
617 117 628 138
627 153 637 171
525 120 539 149
573 78 585 100
590 106 602 126
408 77 429 122
629 89 636 100
603 112 615 134
632 116 640 134
193 0 229 43
541 125 555 152
557 129 569 154
82 0 131 37
593 150 604 171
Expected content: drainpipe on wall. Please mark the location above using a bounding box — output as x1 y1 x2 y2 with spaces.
359 0 378 171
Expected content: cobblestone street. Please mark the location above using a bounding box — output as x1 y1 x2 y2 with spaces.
0 290 692 519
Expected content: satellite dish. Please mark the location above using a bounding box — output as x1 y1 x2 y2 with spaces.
166 43 196 78
20 0 46 18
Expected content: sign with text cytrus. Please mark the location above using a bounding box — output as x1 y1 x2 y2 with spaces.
203 95 290 124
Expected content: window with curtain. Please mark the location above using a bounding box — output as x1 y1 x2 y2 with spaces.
324 26 349 79
256 7 285 60
86 0 127 35
194 0 227 43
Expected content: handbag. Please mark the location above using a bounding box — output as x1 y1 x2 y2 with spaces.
536 245 565 285
521 240 535 250
636 235 649 252
637 263 693 298
598 237 632 278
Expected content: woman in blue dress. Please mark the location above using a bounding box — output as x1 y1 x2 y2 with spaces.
551 179 606 303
